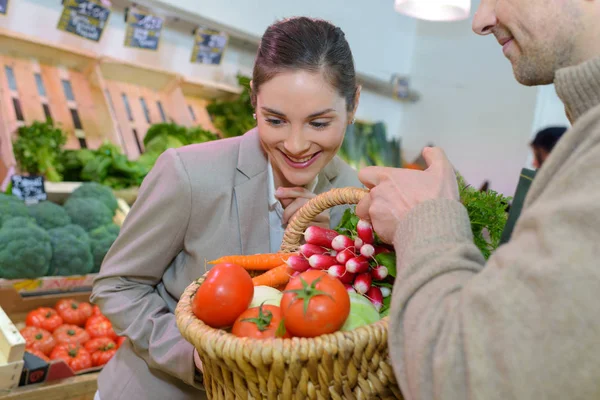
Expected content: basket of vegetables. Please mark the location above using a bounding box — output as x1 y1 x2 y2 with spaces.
175 187 402 399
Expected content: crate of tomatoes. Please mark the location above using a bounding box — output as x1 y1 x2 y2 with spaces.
19 298 126 383
176 187 402 400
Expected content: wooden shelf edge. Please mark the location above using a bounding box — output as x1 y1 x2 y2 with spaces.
0 371 99 400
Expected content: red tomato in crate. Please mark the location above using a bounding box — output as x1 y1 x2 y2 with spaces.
25 307 63 333
20 326 56 355
192 263 254 329
53 324 90 346
55 299 93 327
26 348 51 363
92 305 103 316
231 305 290 339
85 316 117 340
84 337 118 367
50 343 92 372
116 336 127 348
280 270 350 338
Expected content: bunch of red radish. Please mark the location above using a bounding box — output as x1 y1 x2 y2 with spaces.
286 220 392 312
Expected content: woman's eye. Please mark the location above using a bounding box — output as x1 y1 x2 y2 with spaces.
310 121 330 129
265 118 284 126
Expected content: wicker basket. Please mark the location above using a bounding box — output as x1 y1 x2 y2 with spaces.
175 187 402 399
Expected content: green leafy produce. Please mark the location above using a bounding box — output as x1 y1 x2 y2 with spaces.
0 194 29 227
0 219 52 279
50 224 90 246
63 198 113 232
206 75 255 138
13 121 67 182
70 182 118 213
47 226 93 276
340 292 381 331
26 201 71 230
89 224 120 272
339 121 402 169
2 216 38 230
458 174 511 259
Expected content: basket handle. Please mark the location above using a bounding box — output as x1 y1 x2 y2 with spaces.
279 187 369 253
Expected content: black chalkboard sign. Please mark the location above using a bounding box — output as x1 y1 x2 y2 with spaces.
124 9 163 51
190 27 228 65
57 0 111 42
11 175 47 204
0 0 8 15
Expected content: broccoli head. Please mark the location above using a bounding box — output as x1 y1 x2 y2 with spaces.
0 222 52 279
47 227 93 276
27 201 72 230
69 182 118 213
89 224 120 273
50 224 90 246
2 216 39 230
64 198 113 232
0 195 29 227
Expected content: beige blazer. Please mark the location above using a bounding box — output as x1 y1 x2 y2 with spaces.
90 128 362 400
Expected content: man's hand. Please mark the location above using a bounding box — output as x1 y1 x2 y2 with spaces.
194 348 203 373
356 147 459 244
275 187 330 228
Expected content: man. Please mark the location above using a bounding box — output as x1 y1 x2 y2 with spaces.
356 0 600 398
530 126 567 168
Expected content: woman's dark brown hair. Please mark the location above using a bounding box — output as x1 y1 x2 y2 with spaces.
252 17 357 111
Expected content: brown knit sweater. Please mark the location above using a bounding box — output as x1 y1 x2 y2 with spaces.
388 56 600 400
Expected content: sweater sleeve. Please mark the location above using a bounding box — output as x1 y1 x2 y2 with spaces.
388 154 600 399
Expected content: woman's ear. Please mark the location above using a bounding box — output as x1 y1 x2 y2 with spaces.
349 85 362 124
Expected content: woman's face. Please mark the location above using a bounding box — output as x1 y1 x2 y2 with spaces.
255 70 355 188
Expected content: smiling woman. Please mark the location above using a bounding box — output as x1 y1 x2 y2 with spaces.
90 16 363 400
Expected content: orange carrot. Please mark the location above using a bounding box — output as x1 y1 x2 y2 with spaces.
207 253 298 270
251 264 293 287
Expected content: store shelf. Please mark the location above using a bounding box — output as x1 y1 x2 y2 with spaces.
98 56 179 92
180 76 242 100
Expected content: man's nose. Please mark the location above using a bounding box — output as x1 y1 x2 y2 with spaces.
472 0 498 35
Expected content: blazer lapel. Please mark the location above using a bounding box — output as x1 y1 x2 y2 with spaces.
233 129 271 255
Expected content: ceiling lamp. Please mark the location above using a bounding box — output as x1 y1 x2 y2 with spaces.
394 0 471 22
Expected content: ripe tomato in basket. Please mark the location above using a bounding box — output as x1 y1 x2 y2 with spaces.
25 307 63 333
55 299 93 327
20 326 56 355
50 343 92 372
192 263 254 328
232 304 291 339
280 270 350 338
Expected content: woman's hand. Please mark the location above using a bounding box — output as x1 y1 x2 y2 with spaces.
275 187 330 229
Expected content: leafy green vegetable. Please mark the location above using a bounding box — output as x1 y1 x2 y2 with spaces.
457 174 511 259
339 121 402 169
26 201 72 230
47 227 93 276
63 198 113 232
13 121 67 182
0 194 29 227
374 253 397 278
335 208 360 237
380 297 392 318
206 75 256 138
0 219 52 279
70 182 118 213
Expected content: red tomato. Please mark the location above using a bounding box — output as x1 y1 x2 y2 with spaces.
231 304 291 339
26 349 50 363
25 307 63 333
85 316 117 340
53 324 90 346
116 336 127 348
92 305 103 316
280 270 350 338
84 337 118 367
50 343 92 372
55 299 93 327
192 263 254 328
20 326 56 355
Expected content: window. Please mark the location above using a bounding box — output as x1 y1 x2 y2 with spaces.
122 93 133 122
188 105 196 122
132 129 143 154
139 97 151 124
12 98 24 121
61 79 75 101
70 108 83 130
156 101 167 122
42 104 52 121
4 66 17 91
34 73 47 97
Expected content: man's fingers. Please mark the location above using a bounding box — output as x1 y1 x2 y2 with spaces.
422 147 450 171
358 167 385 188
355 195 371 221
275 186 314 199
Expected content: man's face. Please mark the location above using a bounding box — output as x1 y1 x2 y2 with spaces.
472 0 581 86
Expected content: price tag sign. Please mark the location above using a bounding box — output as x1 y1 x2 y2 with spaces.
10 175 47 204
190 27 228 65
57 0 111 42
124 8 163 51
0 0 9 15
